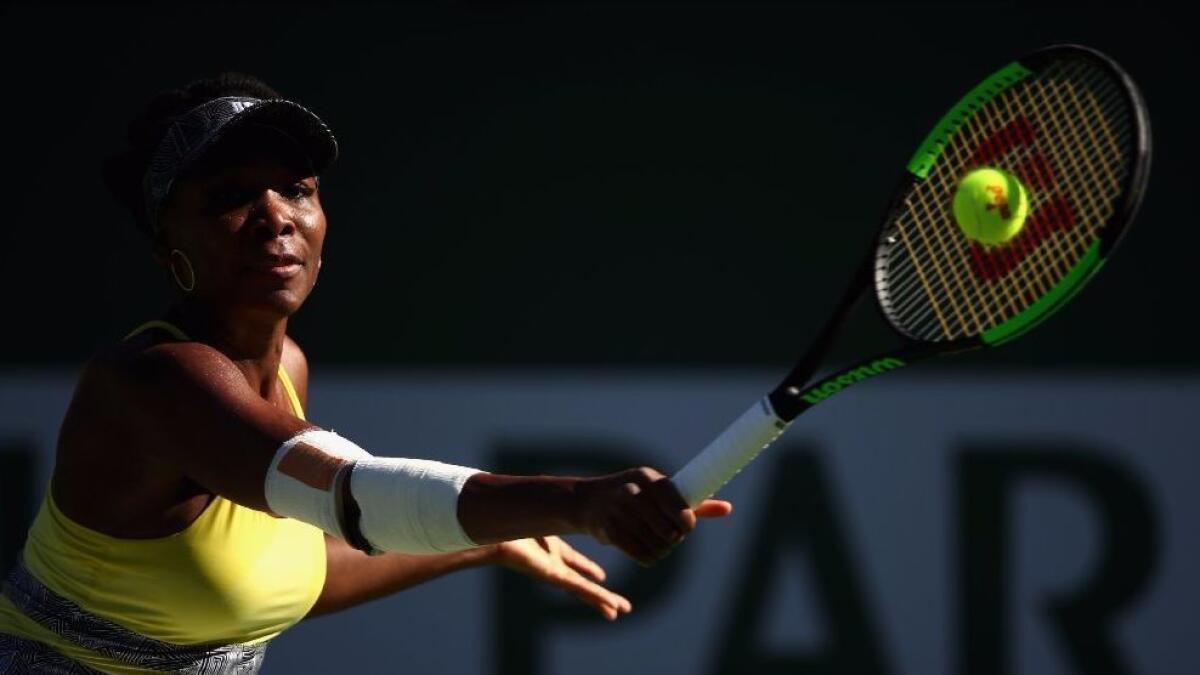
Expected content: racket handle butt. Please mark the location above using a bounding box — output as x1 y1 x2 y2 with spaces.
672 398 789 507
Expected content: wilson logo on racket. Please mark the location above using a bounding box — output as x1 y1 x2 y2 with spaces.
965 115 1080 281
799 358 906 404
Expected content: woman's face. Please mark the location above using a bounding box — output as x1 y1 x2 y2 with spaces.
155 129 326 318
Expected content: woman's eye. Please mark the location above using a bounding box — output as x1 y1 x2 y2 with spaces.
207 182 312 209
286 183 314 199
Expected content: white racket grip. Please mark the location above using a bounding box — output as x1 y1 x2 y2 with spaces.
672 398 790 507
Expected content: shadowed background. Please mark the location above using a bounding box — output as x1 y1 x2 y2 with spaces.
0 1 1191 369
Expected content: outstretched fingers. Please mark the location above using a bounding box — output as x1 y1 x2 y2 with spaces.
554 538 607 582
552 566 632 620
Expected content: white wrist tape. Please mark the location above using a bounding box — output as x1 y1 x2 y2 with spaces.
263 428 482 554
351 457 481 554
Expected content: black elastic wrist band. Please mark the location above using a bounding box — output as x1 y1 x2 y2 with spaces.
334 461 378 555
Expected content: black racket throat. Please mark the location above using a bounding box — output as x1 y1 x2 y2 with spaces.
766 251 975 422
767 341 969 422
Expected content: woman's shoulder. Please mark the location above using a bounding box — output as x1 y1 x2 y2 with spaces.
76 327 309 420
52 332 239 524
99 329 227 370
83 330 245 410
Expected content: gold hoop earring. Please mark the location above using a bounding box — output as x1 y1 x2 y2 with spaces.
169 249 196 293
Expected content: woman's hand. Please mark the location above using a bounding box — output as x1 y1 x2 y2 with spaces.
575 467 733 566
491 535 633 621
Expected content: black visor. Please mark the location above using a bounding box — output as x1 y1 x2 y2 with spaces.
141 96 338 231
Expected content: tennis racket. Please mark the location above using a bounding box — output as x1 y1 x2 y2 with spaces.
672 44 1152 507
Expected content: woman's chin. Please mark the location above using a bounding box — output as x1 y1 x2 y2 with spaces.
229 287 307 318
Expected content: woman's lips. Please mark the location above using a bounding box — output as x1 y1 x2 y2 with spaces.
261 263 303 278
248 255 304 278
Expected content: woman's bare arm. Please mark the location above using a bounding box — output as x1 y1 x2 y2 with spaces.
311 534 634 620
310 535 496 616
106 339 727 564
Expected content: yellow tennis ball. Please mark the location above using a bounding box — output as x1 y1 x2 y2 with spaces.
952 167 1029 246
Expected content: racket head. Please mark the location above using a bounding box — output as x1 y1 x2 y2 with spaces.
874 44 1151 347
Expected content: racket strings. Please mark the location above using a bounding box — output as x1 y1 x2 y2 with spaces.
970 87 1072 306
903 81 1086 335
879 57 1134 342
882 72 1122 340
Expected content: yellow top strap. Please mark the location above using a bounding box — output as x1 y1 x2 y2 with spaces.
123 320 305 420
276 366 305 421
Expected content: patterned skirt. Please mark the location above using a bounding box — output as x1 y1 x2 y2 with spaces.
0 559 268 674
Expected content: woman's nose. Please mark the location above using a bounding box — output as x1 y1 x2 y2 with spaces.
248 191 296 239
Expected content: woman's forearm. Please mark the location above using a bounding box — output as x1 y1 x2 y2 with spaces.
269 428 700 564
456 468 704 566
456 473 584 544
308 535 497 617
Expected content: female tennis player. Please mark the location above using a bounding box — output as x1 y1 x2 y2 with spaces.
0 73 731 674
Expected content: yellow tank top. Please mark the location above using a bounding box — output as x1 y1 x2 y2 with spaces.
0 320 327 674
